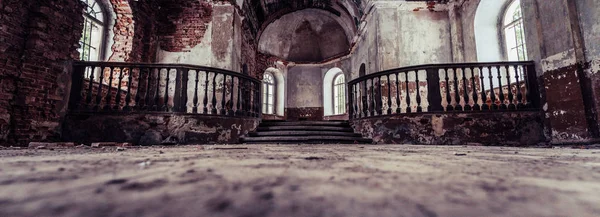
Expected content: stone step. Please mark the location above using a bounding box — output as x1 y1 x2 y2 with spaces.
240 136 372 144
260 121 349 127
250 131 361 137
256 126 354 132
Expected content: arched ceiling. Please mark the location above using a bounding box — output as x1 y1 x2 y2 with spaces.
258 9 352 63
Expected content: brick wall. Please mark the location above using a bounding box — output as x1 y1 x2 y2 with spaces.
157 0 213 52
0 0 33 145
0 0 85 145
0 0 159 146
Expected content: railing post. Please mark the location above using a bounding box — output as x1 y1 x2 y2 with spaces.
68 63 86 111
173 68 186 112
426 68 443 112
525 63 540 109
348 83 354 119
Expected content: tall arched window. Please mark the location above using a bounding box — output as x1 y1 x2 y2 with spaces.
79 0 107 61
503 0 527 61
333 74 346 115
262 72 275 114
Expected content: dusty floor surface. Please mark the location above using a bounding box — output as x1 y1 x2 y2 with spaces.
1 145 600 217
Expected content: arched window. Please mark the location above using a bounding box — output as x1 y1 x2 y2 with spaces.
79 0 107 61
503 0 527 61
262 72 275 114
333 74 346 115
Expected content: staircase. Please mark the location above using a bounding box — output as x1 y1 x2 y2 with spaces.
240 121 373 144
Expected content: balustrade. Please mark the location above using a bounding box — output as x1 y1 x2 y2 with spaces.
69 62 262 118
348 61 540 119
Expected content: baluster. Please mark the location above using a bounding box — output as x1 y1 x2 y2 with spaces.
203 71 209 114
488 66 497 110
124 67 134 111
251 82 256 117
104 67 114 110
376 77 382 115
229 75 235 116
445 69 452 111
415 71 422 112
471 67 480 111
143 68 153 110
353 83 358 118
242 79 249 116
94 66 106 111
86 66 95 109
192 71 200 113
221 74 227 115
453 68 462 111
236 77 242 116
497 66 507 110
396 73 401 114
515 65 524 109
507 65 515 110
480 67 489 110
462 68 471 111
405 72 412 113
386 75 392 114
180 69 189 113
163 68 171 111
114 67 125 111
134 68 146 110
248 81 254 117
153 68 161 111
255 82 260 117
370 78 375 116
351 83 357 118
362 81 368 117
211 72 218 114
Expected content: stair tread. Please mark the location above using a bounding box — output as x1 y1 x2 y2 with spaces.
260 121 349 127
257 126 354 131
250 131 361 137
241 136 371 141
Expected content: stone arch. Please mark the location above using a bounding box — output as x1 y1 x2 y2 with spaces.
263 67 285 116
359 63 366 77
107 0 135 62
324 67 346 116
474 0 513 62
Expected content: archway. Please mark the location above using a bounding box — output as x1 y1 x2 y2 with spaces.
323 67 346 116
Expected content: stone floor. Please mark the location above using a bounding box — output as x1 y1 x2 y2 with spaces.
1 144 600 217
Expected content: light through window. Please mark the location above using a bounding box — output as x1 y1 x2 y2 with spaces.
333 74 346 115
262 73 275 114
79 0 105 62
503 0 527 61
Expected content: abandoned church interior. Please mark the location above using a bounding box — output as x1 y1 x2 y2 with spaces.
1 0 600 216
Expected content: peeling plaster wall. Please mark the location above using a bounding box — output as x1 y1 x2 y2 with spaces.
576 0 600 137
353 111 545 145
348 1 452 76
62 113 259 145
349 8 379 80
156 4 238 71
521 0 597 143
287 65 324 109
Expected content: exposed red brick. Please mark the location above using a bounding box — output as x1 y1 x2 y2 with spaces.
157 0 213 52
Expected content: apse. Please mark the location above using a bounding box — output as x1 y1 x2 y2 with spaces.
258 9 352 63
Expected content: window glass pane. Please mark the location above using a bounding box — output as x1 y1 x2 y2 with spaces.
268 85 274 94
79 0 105 62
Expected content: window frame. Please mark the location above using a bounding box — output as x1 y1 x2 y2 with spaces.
79 0 109 62
262 72 276 115
500 0 528 62
333 73 346 115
